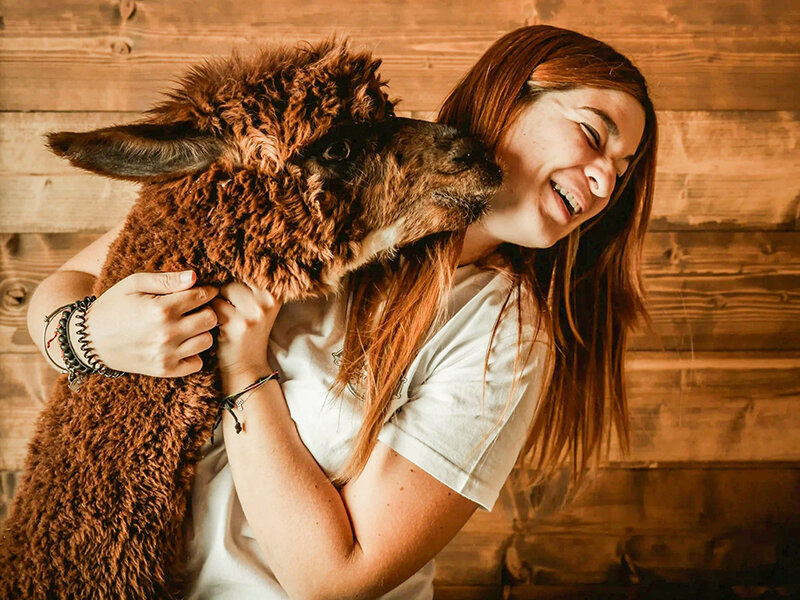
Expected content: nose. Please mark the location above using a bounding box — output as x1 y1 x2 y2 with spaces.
450 136 488 166
584 156 617 200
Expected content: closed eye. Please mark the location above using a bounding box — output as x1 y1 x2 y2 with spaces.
581 123 601 148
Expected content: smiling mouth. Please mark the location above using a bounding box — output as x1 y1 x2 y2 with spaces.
551 181 582 217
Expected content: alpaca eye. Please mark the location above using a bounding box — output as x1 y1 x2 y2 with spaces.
322 140 351 161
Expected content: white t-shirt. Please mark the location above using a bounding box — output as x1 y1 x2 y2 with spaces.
185 264 547 599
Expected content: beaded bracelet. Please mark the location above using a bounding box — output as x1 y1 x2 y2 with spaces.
46 296 124 390
212 370 280 441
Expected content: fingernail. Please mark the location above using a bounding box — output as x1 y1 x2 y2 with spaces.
180 270 194 283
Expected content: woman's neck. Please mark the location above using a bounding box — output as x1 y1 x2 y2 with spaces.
458 223 502 266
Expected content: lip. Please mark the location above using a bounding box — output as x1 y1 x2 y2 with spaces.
551 180 587 215
550 183 573 223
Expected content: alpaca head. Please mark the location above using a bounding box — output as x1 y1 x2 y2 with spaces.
46 40 501 297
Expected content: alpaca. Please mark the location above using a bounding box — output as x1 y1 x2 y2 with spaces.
0 40 501 600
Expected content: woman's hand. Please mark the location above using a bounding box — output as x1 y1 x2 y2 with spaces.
85 271 219 377
211 282 281 389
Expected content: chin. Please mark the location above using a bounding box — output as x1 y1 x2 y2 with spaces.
515 228 563 249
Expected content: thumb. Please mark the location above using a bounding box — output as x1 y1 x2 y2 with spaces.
124 270 196 295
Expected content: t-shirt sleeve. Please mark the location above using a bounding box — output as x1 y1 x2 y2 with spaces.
377 326 546 511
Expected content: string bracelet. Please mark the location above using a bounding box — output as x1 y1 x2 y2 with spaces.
212 370 280 439
42 302 74 372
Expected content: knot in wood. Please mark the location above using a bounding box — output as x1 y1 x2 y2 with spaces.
119 0 136 20
2 281 28 309
503 545 532 584
1 233 20 254
665 245 685 265
111 39 132 56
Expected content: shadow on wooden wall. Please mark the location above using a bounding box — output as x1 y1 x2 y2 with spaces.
1 1 798 598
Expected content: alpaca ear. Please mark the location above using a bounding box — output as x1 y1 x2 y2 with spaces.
46 121 224 181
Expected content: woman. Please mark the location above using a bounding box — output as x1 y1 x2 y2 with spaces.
27 25 657 599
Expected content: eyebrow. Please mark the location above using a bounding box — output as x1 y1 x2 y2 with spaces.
580 105 636 162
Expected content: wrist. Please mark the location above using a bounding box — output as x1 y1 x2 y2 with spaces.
45 296 125 385
221 364 275 395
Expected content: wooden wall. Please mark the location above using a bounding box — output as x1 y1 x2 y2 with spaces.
1 1 799 597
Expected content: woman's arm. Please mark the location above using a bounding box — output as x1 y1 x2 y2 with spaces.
27 223 220 377
27 223 122 365
222 380 477 600
214 283 478 600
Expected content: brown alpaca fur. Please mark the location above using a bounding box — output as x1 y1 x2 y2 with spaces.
0 41 500 599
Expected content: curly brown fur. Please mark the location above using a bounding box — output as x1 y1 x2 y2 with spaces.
0 40 500 600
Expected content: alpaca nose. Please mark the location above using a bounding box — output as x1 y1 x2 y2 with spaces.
450 137 487 166
449 137 503 184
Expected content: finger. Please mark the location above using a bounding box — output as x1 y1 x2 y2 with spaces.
172 355 204 377
244 282 278 309
210 297 236 324
159 285 219 315
123 271 197 295
175 331 214 361
175 306 218 340
218 281 255 309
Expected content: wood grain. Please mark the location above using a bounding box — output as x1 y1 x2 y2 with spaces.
495 465 800 585
1 0 798 111
616 352 800 461
2 111 799 232
0 355 57 472
631 271 800 351
642 231 800 276
0 352 797 471
437 464 800 587
0 233 100 355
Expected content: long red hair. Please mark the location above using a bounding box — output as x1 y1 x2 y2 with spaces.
333 25 658 486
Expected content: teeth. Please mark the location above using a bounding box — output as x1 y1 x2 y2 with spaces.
553 182 581 215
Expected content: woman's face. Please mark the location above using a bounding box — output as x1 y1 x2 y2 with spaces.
474 86 646 249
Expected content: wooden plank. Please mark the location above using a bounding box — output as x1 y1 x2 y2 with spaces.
0 355 58 471
2 232 800 353
630 271 800 351
435 464 800 587
434 586 503 600
1 352 798 470
0 0 526 113
5 0 798 34
2 111 800 232
650 111 800 231
0 233 101 355
496 465 800 585
0 175 138 233
0 1 798 111
435 585 634 600
642 232 800 276
615 353 800 462
1 37 797 112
